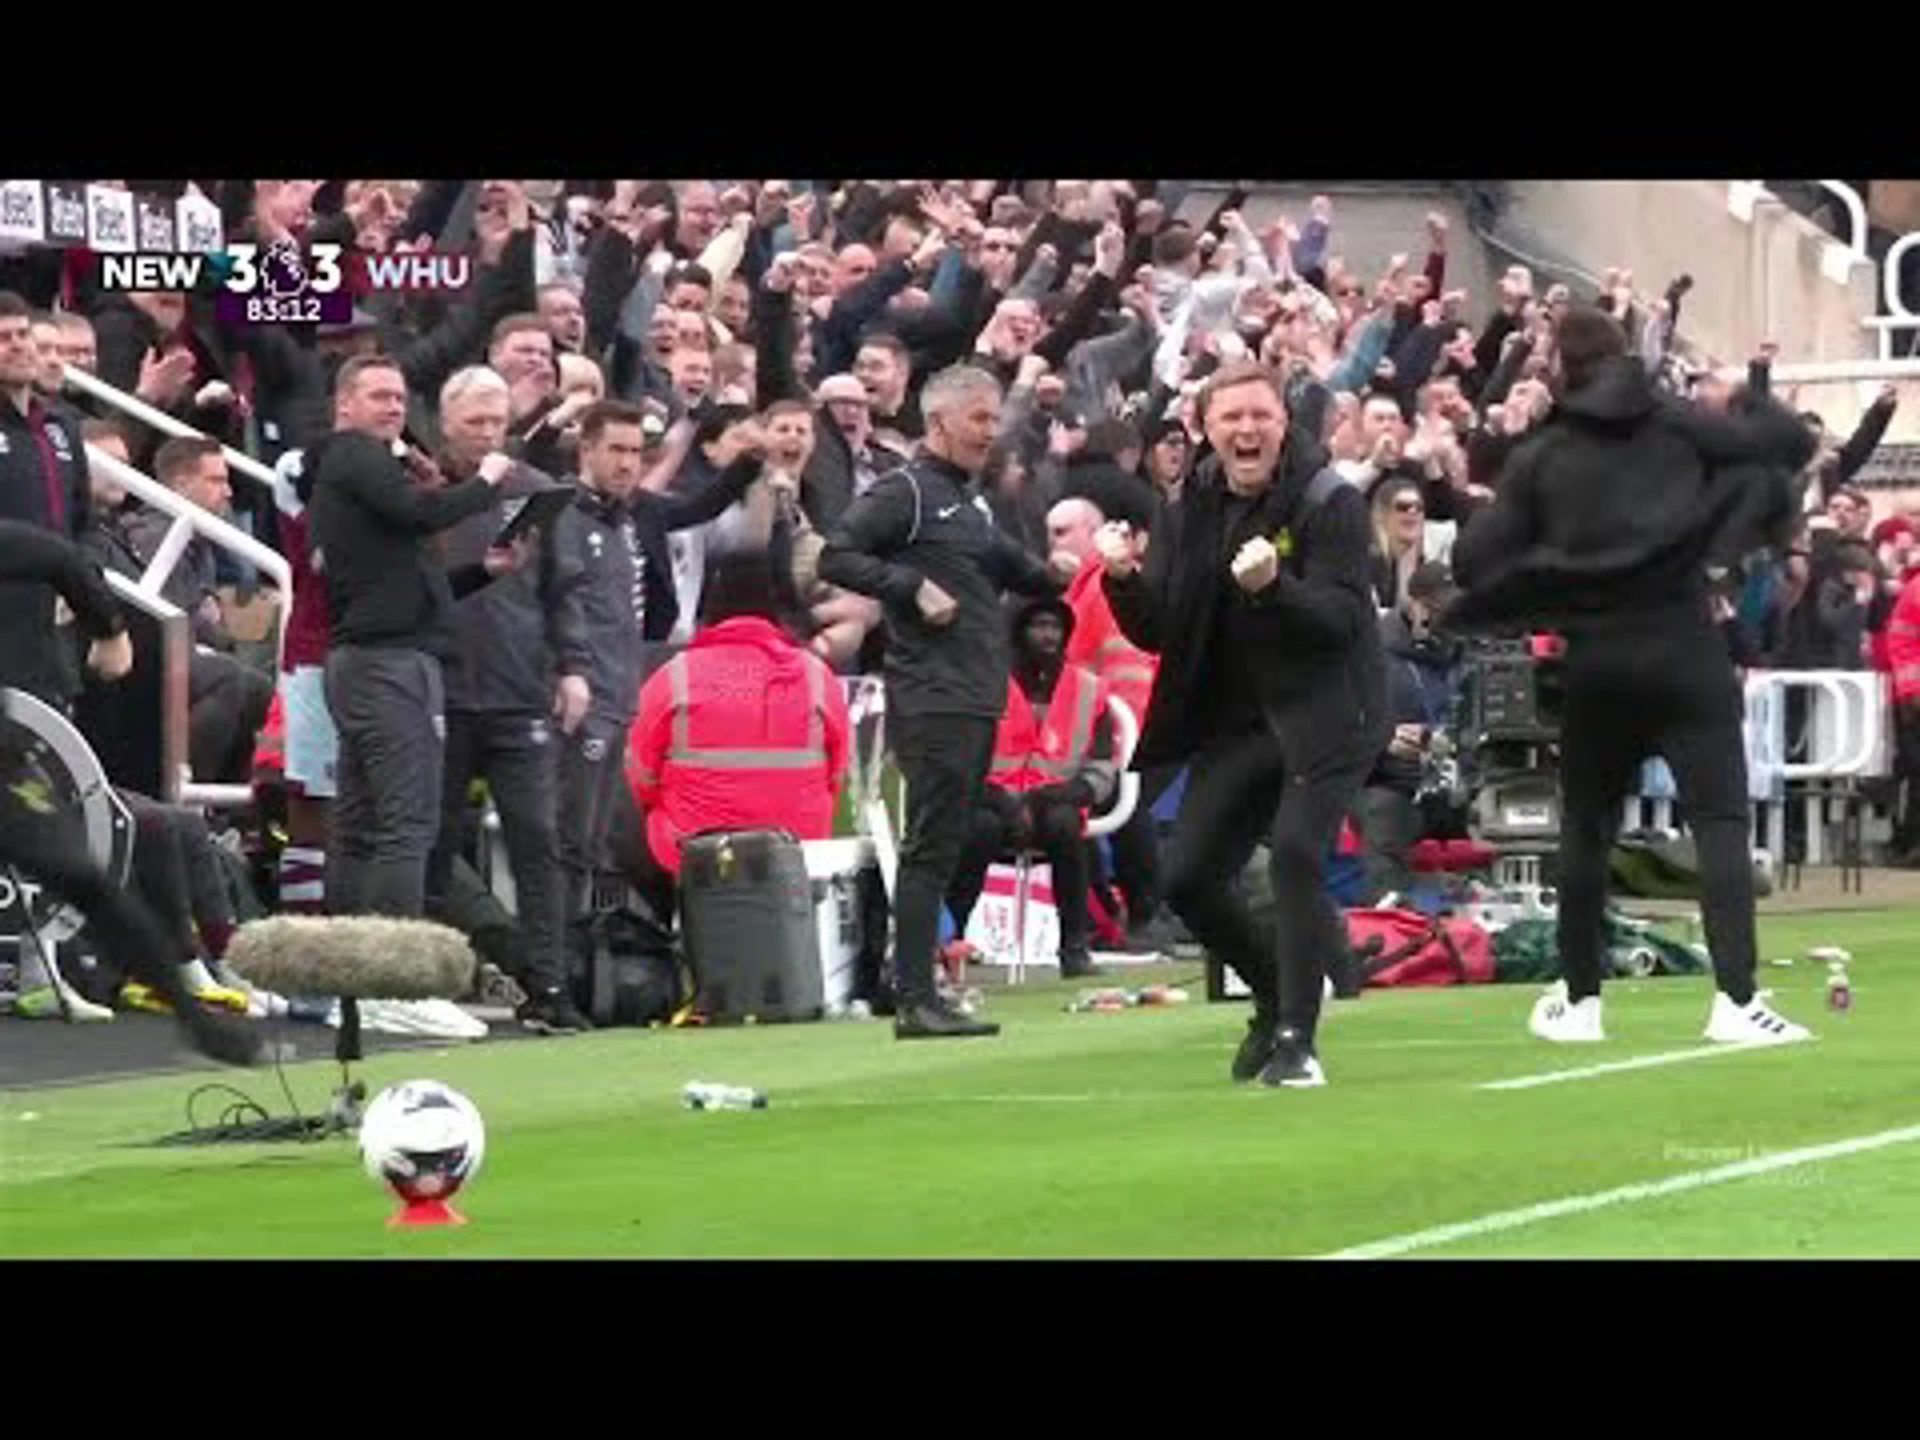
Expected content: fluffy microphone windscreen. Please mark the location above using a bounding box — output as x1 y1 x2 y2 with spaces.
225 916 478 1001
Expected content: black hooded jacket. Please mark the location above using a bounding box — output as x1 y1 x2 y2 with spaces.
1106 435 1387 770
1448 355 1817 639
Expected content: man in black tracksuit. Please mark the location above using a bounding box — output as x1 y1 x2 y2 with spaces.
548 400 762 919
306 356 510 920
819 364 1061 1039
1103 360 1388 1088
425 368 593 1035
1449 307 1818 1047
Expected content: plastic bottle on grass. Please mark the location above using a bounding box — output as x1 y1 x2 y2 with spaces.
1826 963 1852 1014
683 1083 768 1111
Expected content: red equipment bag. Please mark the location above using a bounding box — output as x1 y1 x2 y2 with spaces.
1344 908 1495 988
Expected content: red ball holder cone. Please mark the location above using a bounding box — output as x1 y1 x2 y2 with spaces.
388 1198 467 1228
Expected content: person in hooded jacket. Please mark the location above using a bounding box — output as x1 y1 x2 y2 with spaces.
946 595 1118 980
1448 306 1818 1049
1100 359 1389 1090
619 550 851 922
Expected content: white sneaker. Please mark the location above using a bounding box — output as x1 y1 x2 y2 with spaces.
346 998 489 1041
1704 992 1813 1045
1529 980 1605 1042
213 961 290 1020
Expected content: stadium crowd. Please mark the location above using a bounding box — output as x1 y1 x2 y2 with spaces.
0 178 1909 1061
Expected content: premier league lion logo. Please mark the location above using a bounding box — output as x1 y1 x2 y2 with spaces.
261 238 308 299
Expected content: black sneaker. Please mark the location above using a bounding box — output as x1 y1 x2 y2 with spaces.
1231 1013 1281 1082
1122 914 1185 958
894 1001 1000 1039
1058 947 1104 980
1258 1028 1327 1089
518 988 592 1035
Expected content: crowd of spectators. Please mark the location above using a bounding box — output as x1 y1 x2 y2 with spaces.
1 177 1913 1038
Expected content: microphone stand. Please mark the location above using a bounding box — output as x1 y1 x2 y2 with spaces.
326 995 368 1134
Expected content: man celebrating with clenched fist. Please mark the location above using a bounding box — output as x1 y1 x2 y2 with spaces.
1101 360 1387 1089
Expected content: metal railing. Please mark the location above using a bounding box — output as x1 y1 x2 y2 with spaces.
83 444 290 811
60 364 279 494
1732 182 1920 362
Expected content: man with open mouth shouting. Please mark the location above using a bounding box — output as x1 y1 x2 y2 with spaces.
1101 360 1387 1089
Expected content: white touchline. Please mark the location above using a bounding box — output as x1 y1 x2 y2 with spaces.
1477 1043 1776 1091
1320 1122 1920 1260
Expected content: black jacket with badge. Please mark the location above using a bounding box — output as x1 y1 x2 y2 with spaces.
1448 355 1817 639
307 430 499 658
818 452 1061 722
435 459 591 716
1106 440 1387 772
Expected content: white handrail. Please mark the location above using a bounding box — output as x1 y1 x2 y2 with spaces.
1084 693 1140 840
1884 233 1920 324
1816 181 1870 263
1712 357 1920 384
1778 674 1849 781
87 446 288 810
60 364 279 494
87 441 288 686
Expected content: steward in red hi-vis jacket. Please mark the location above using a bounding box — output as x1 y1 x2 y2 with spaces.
1882 570 1920 860
1064 556 1157 733
627 557 851 881
946 595 1118 980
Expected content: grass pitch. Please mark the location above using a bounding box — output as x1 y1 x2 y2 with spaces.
2 909 1914 1259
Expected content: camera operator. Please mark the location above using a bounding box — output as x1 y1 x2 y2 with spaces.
1350 562 1469 906
307 355 513 919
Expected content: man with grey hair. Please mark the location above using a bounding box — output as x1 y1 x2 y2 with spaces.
819 364 1061 1039
424 364 594 1035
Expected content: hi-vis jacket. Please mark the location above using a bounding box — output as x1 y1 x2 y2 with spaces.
988 660 1114 807
627 615 851 876
1063 560 1156 733
1884 574 1920 705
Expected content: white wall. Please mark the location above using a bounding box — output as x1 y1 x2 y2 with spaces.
1505 181 1882 366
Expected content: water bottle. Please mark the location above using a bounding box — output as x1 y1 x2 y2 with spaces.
1826 963 1853 1014
682 1082 768 1111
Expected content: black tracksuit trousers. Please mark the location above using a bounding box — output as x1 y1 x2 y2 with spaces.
427 710 569 996
947 788 1093 954
1556 616 1758 1006
890 712 998 1007
1162 714 1377 1046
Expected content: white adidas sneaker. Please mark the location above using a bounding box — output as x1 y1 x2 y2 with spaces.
1529 980 1606 1043
1703 992 1813 1046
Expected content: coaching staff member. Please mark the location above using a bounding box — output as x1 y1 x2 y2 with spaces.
1099 359 1388 1089
307 354 511 919
1449 307 1818 1047
819 364 1060 1040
